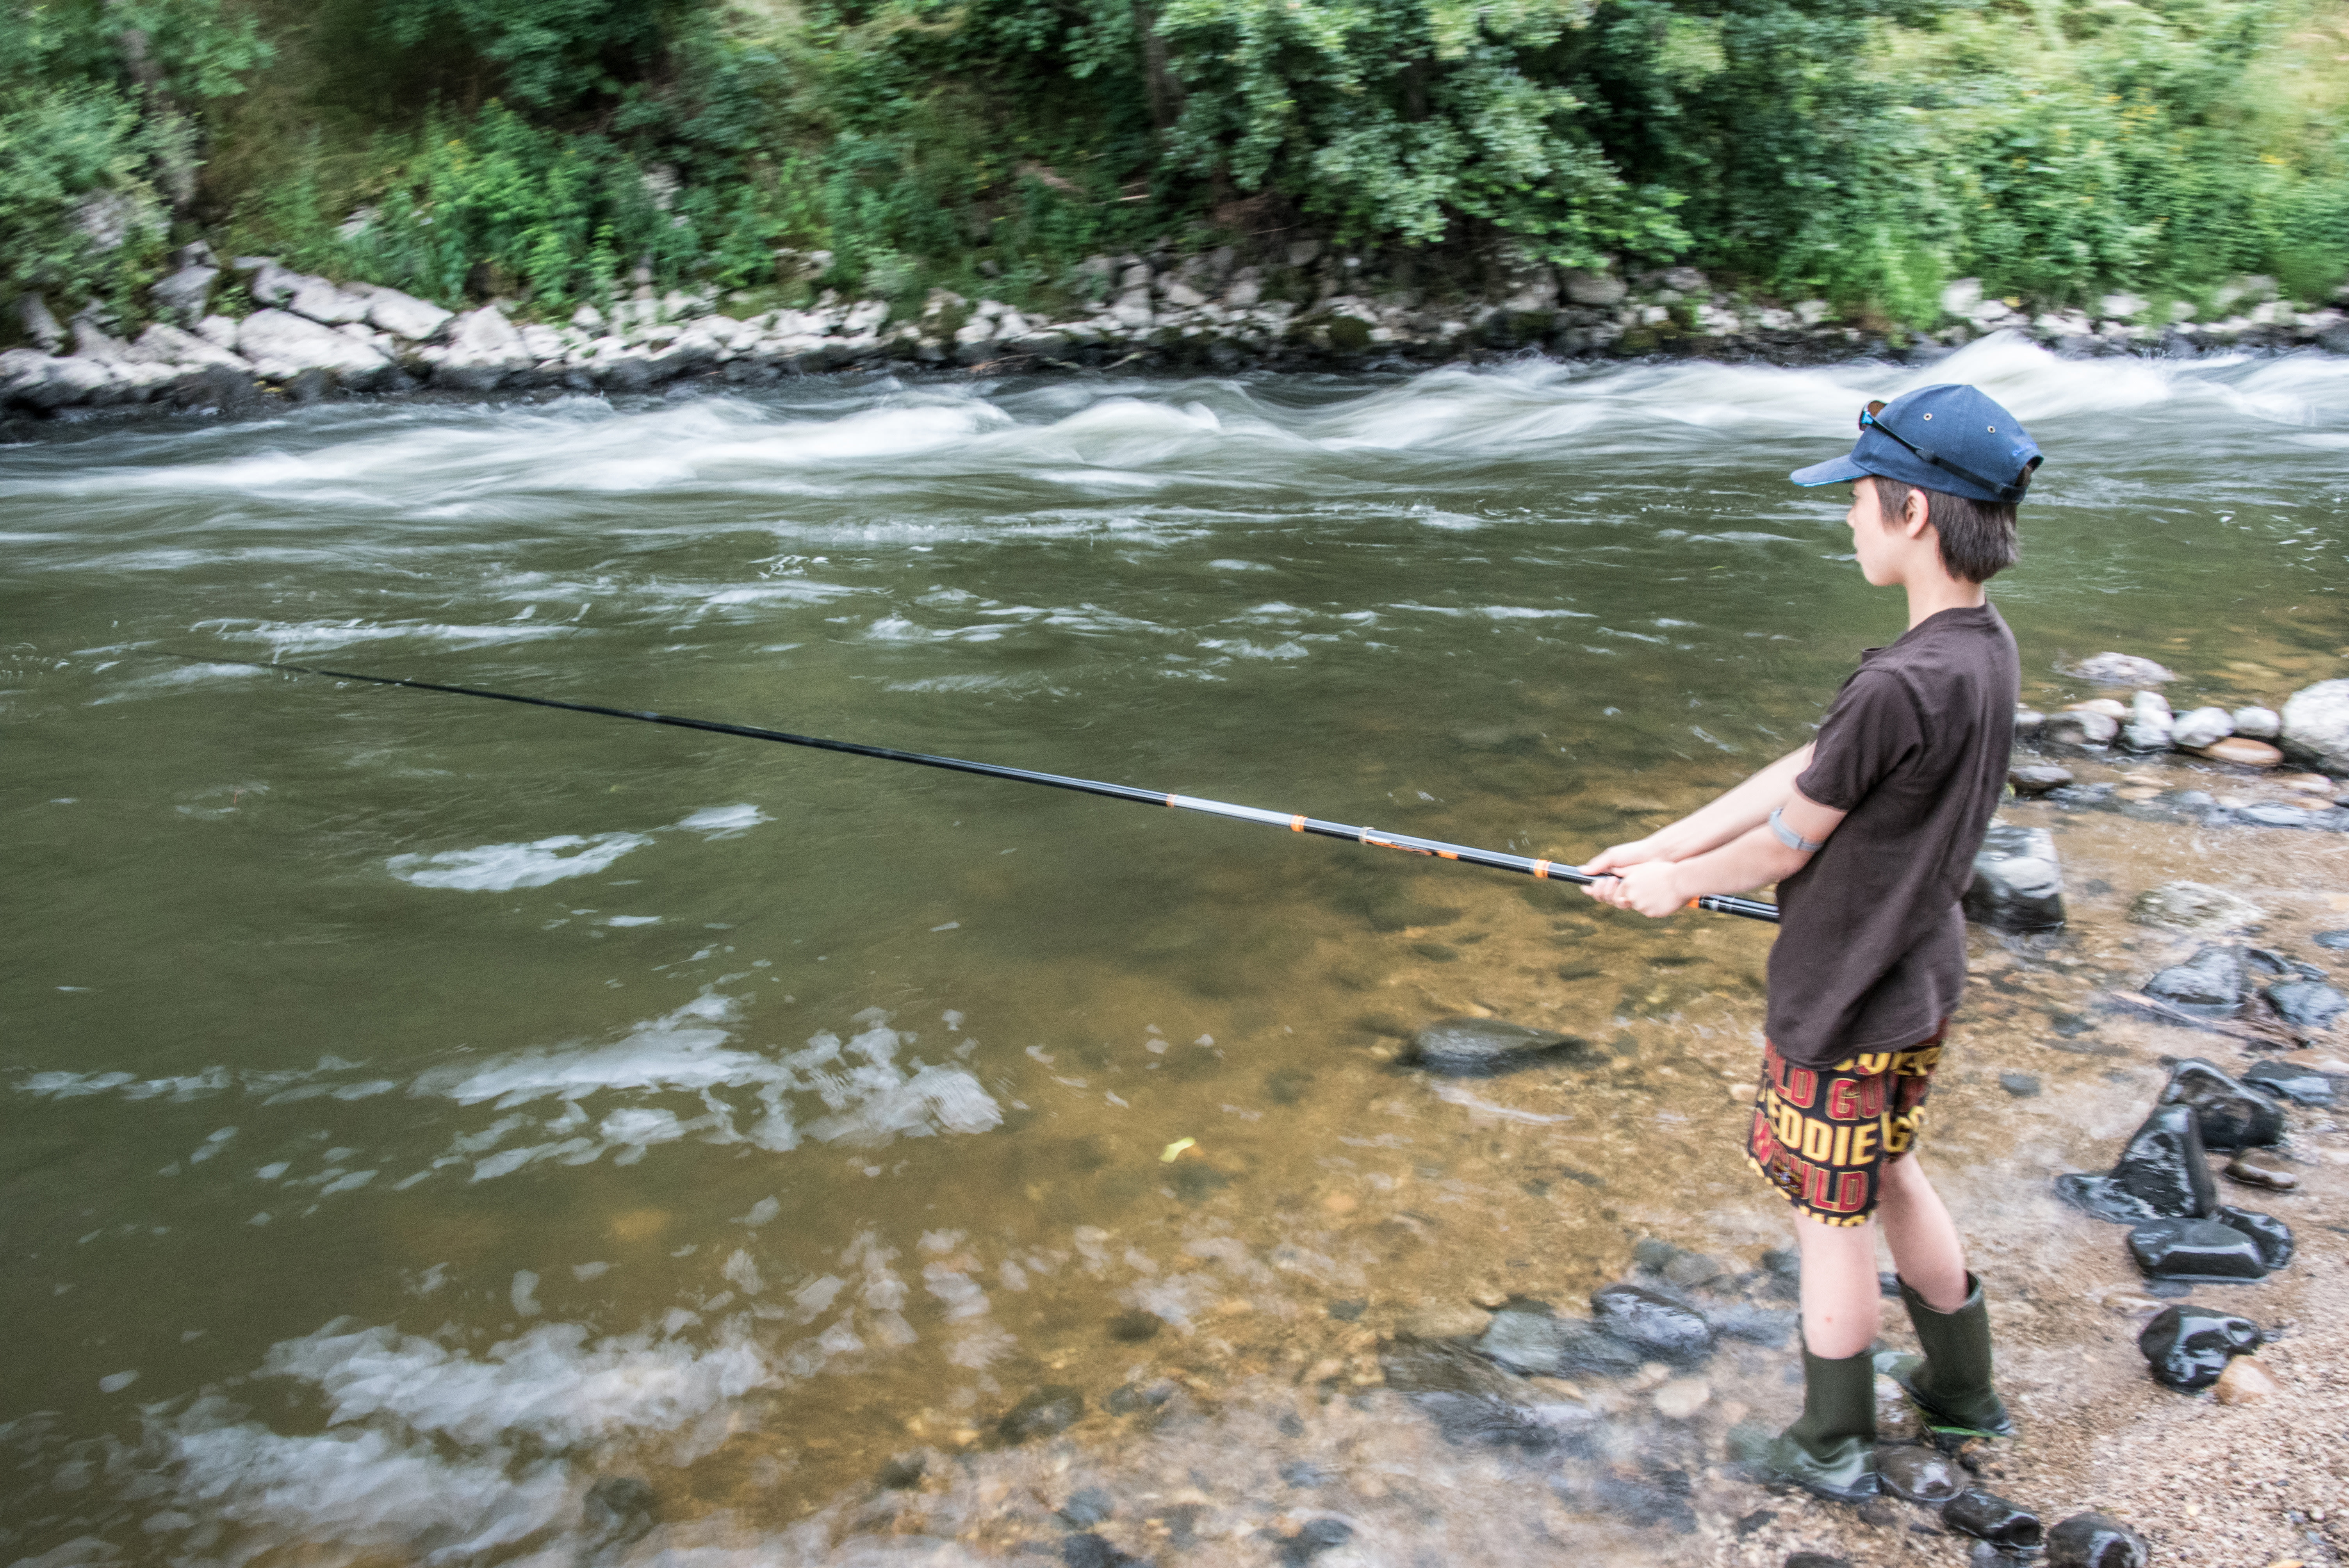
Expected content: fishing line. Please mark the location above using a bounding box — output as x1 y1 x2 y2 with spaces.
151 651 1781 924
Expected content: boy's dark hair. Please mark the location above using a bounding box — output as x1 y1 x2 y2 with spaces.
1871 475 2020 583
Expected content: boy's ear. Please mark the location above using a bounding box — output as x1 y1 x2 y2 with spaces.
1901 490 1933 540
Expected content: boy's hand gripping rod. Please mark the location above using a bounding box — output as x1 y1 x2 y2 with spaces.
159 652 1780 924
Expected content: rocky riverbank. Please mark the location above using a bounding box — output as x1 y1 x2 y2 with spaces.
8 248 2349 421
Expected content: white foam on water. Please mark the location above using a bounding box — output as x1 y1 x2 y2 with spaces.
387 832 651 891
194 617 574 655
673 804 768 839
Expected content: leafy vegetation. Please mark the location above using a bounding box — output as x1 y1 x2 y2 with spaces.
2 0 2345 327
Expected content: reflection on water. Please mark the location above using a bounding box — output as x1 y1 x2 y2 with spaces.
3 335 2346 1563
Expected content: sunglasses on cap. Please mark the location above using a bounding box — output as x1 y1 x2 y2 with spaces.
1860 401 2040 504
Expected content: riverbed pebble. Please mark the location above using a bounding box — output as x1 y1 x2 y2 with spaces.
2211 1354 2280 1406
2169 705 2234 749
1650 1376 1709 1418
2226 1148 2301 1190
1999 1071 2041 1097
2201 736 2284 768
1588 1283 1713 1365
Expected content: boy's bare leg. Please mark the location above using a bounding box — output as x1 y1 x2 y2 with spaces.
1875 1153 1968 1310
1792 1213 1882 1360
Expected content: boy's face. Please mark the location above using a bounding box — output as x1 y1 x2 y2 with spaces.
1844 477 1914 587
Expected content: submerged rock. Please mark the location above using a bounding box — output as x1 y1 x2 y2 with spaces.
1590 1283 1714 1365
1944 1489 2044 1549
2008 764 2073 795
1877 1444 1964 1503
2137 1304 2262 1390
2126 880 2262 932
1963 823 2066 932
2069 653 2174 687
2157 1057 2284 1150
1998 1071 2041 1097
2128 1206 2292 1281
2266 980 2347 1033
2203 736 2284 768
1403 1017 1595 1076
2054 1103 2214 1221
2047 1512 2150 1568
1475 1301 1643 1379
2242 1059 2336 1106
997 1384 1084 1443
2281 680 2349 774
2142 946 2244 1016
2314 928 2349 950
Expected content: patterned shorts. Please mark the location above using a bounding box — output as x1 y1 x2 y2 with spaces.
1745 1022 1946 1226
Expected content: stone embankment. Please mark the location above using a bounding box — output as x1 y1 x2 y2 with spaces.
7 246 2349 419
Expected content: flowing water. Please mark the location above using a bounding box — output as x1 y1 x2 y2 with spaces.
4 335 2348 1567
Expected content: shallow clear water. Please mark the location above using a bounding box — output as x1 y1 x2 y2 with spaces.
4 335 2347 1565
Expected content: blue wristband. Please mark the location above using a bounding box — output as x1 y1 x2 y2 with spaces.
1768 805 1826 853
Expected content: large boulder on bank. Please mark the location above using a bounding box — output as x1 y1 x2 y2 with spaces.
148 263 219 324
351 283 453 342
123 323 249 372
432 305 532 391
2281 681 2349 773
236 308 394 388
0 349 116 410
1963 823 2064 932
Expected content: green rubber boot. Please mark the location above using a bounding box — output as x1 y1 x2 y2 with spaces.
1878 1272 2016 1441
1762 1345 1878 1502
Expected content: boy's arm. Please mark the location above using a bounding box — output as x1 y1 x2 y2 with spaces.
1582 742 1817 873
1583 787 1846 918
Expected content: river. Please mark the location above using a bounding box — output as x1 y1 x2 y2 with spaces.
4 335 2346 1566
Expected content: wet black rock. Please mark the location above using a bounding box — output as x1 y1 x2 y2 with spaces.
2266 980 2348 1032
999 1385 1085 1443
1877 1444 1966 1504
1590 1282 1715 1365
2137 1303 2263 1392
1476 1300 1644 1378
2247 948 2326 980
2054 1103 2215 1222
1970 1545 2037 1568
1944 1489 2045 1549
583 1476 658 1545
1388 1336 1606 1450
1403 1017 1596 1076
2157 1058 2284 1152
2315 928 2349 950
2128 1206 2292 1281
2047 1511 2151 1568
2243 1059 2337 1105
1963 823 2066 932
1999 1072 2042 1097
1783 1555 1854 1568
2143 944 2244 1016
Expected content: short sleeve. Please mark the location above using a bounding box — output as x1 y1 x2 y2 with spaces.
1795 669 1923 811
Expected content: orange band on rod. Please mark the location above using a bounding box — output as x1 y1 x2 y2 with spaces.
1165 795 1177 807
1532 859 1551 879
1290 815 1305 831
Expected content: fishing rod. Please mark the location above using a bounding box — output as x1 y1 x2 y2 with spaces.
152 651 1781 924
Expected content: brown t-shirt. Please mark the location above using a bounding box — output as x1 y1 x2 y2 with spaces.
1765 603 2019 1066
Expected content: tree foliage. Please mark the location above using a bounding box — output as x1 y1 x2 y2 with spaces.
3 0 2346 323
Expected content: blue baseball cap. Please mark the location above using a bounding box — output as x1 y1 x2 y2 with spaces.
1791 384 2042 504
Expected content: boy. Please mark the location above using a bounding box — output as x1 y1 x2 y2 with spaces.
1579 383 2043 1500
